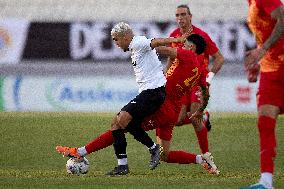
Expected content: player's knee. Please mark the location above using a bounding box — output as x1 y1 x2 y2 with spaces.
111 116 120 130
112 111 132 130
258 105 279 119
111 121 120 130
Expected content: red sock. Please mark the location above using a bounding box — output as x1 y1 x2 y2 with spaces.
195 126 209 154
167 151 197 164
85 130 114 154
258 116 276 173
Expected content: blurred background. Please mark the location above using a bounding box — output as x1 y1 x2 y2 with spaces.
0 0 259 112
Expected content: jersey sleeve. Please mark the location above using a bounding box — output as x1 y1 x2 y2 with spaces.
203 32 219 56
131 36 152 52
169 31 175 37
176 48 195 63
258 0 283 15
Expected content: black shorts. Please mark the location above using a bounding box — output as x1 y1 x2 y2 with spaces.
121 86 166 121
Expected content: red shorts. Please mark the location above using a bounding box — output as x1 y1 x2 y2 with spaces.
141 99 179 141
257 67 284 114
181 86 201 112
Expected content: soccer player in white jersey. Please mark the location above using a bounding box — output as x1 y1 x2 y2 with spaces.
104 22 186 176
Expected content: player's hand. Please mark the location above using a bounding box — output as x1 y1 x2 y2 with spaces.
175 36 186 43
244 48 265 70
179 28 193 43
180 30 192 43
244 48 263 83
247 63 260 82
183 27 193 38
187 110 203 120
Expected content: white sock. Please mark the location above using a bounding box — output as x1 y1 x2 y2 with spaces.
196 155 203 164
118 158 128 165
77 147 87 156
259 172 273 188
149 143 157 150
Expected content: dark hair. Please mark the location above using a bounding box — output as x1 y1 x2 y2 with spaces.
177 4 191 15
186 34 206 55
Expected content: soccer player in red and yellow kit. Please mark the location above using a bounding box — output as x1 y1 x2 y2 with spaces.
162 5 224 169
241 0 284 188
166 4 224 85
56 34 219 175
166 4 224 132
144 34 219 175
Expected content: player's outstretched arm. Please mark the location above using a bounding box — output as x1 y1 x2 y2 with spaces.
150 37 185 49
155 46 177 59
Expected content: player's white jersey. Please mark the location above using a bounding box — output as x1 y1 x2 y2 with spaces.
129 36 166 93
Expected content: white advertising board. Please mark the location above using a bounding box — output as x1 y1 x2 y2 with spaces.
2 76 138 112
209 78 258 112
2 76 258 112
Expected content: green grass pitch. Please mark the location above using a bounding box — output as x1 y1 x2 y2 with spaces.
0 112 283 189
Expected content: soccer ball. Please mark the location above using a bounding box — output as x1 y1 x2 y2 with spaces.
66 157 89 175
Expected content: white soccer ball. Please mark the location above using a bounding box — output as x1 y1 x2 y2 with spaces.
66 157 89 175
